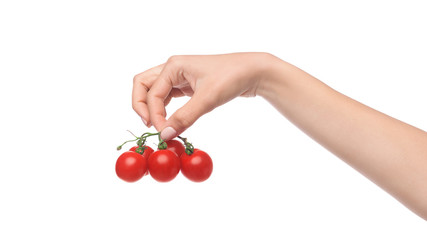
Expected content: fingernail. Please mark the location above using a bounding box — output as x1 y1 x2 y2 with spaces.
160 127 176 141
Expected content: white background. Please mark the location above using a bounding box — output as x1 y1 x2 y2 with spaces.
1 0 426 239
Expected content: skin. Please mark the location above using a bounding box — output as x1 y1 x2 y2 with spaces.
132 52 427 220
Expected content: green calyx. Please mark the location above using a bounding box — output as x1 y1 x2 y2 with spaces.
158 141 167 150
135 146 145 154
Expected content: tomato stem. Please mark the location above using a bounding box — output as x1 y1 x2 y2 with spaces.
178 136 195 155
157 134 167 150
117 139 138 150
116 131 161 151
127 130 138 138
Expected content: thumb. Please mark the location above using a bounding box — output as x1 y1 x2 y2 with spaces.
160 95 214 141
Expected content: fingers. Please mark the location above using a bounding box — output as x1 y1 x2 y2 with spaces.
146 66 175 131
135 55 216 140
160 93 214 141
132 77 151 126
132 64 164 126
164 88 186 107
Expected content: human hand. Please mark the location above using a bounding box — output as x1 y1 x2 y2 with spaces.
132 52 277 140
133 52 427 220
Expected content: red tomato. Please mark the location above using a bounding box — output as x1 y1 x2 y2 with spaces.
148 150 180 182
115 151 148 182
180 150 213 182
129 146 154 176
130 146 154 159
161 140 185 157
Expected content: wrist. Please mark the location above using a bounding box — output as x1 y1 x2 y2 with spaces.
255 54 292 99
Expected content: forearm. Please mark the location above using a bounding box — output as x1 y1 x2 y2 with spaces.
258 56 427 220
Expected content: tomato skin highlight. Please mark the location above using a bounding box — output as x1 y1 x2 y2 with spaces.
115 151 148 182
161 140 185 157
180 150 213 182
148 150 181 182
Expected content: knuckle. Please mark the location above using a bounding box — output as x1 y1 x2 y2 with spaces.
133 73 142 84
146 92 155 104
134 73 150 92
167 55 183 65
131 102 138 111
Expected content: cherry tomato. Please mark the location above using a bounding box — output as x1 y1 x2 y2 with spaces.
180 150 213 182
115 151 148 182
129 146 154 176
161 139 185 157
148 150 180 182
130 145 154 159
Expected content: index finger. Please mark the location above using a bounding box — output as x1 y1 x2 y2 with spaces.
132 64 164 126
146 66 175 131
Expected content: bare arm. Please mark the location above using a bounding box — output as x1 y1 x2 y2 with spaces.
258 55 427 220
132 52 427 220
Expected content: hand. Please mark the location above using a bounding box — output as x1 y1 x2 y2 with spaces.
132 52 276 140
133 52 427 220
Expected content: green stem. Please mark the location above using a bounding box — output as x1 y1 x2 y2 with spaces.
157 134 167 150
127 130 138 138
141 132 160 138
117 139 138 150
178 135 194 155
117 131 161 151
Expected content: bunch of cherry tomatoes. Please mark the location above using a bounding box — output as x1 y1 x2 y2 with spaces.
115 132 213 183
